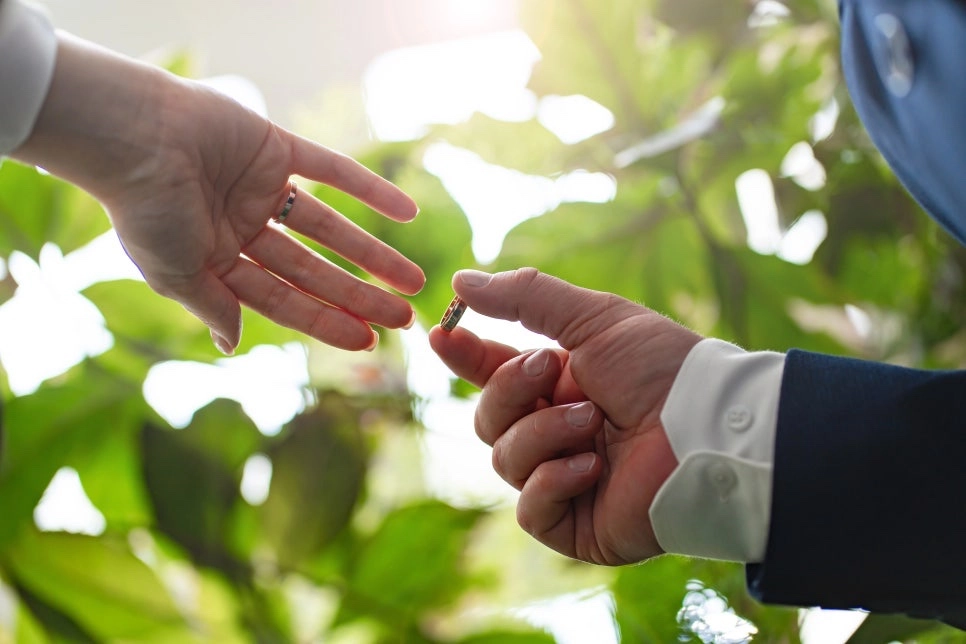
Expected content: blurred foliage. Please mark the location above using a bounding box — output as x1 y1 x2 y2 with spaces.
2 0 966 642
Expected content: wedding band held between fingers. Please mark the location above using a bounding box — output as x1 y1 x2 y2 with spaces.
274 179 298 223
440 295 467 332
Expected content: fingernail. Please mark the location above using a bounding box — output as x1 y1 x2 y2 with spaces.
523 349 550 377
458 270 492 288
364 334 380 352
565 401 595 427
567 453 596 473
211 330 234 356
403 310 417 330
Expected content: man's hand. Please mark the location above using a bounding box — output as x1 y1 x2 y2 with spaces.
429 268 701 565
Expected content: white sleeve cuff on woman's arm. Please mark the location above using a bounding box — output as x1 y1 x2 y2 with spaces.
0 0 58 155
648 338 784 562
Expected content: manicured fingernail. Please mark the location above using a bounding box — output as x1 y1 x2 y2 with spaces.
567 453 596 473
211 330 234 356
458 270 492 287
364 334 379 352
403 310 417 330
565 401 595 428
523 349 550 377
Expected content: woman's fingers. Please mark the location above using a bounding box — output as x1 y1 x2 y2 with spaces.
221 256 378 351
290 134 419 223
243 226 415 329
266 182 425 296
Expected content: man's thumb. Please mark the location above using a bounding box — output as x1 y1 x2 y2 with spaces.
451 268 637 349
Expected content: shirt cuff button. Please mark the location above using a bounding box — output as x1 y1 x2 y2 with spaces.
725 405 754 432
707 462 738 501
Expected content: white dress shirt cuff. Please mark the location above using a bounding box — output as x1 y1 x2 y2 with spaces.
0 0 58 155
649 338 784 562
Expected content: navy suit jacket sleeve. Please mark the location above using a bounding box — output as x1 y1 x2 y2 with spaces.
747 0 966 626
748 351 966 626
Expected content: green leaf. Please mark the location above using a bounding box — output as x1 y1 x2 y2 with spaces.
259 394 368 568
86 277 301 360
431 114 583 176
612 558 800 643
845 613 950 644
495 184 722 324
13 580 98 643
494 182 667 295
137 399 263 568
177 398 264 474
343 501 482 623
0 368 143 546
521 0 716 132
834 237 927 311
140 413 249 573
83 279 220 364
3 529 187 641
613 558 711 643
652 0 750 41
450 375 481 399
68 422 153 529
457 631 555 644
0 163 110 260
715 33 831 161
141 400 263 576
719 247 847 351
0 575 77 644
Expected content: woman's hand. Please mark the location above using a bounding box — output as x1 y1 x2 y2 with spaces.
13 33 424 353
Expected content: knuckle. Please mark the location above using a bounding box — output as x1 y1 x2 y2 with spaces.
287 250 316 287
559 292 627 347
145 274 181 300
307 205 337 240
512 266 542 286
490 439 526 491
516 503 537 537
264 279 290 314
341 280 373 316
473 406 493 445
490 443 509 479
307 308 338 341
511 267 544 301
508 267 551 327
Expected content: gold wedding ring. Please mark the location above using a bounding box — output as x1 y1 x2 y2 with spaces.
440 295 467 332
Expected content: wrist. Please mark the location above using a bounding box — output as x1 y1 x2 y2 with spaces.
10 32 169 201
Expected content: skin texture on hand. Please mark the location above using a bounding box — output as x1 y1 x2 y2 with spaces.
12 33 425 354
429 268 702 565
